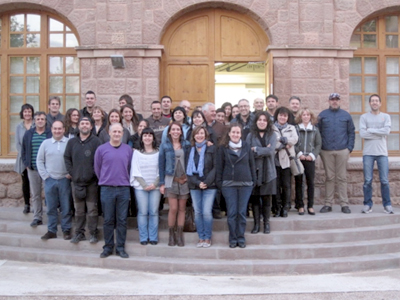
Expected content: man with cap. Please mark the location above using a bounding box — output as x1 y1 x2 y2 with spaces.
64 116 102 244
318 93 355 214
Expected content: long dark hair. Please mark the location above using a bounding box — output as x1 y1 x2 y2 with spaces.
64 108 80 134
172 106 189 126
167 121 183 143
139 127 158 152
220 122 242 147
251 111 274 136
221 102 233 121
120 104 139 132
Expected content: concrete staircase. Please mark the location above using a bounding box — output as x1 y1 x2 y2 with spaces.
0 205 400 275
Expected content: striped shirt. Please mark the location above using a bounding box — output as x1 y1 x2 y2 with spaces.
31 132 47 170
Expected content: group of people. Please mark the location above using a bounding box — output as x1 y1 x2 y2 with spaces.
13 91 394 258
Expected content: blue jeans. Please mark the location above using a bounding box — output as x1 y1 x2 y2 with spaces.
44 177 72 233
221 186 253 244
135 189 161 242
363 155 391 207
100 186 130 252
190 189 217 240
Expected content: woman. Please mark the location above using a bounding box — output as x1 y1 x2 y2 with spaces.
159 122 191 247
91 106 107 136
161 106 190 143
231 105 239 120
186 110 217 145
216 123 256 248
130 119 150 150
294 108 321 215
99 109 130 144
273 107 298 218
130 128 160 245
221 102 233 125
246 111 277 234
186 126 217 248
121 104 140 135
64 108 80 138
14 103 35 214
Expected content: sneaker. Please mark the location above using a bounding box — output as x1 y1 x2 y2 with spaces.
361 205 372 214
63 231 72 240
70 233 86 244
30 219 43 227
203 240 211 248
196 240 204 248
89 234 98 244
41 231 57 240
384 205 394 214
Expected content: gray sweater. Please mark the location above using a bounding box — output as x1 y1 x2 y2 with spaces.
359 112 391 156
36 137 69 180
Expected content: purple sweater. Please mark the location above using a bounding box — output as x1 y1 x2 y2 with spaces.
94 142 133 186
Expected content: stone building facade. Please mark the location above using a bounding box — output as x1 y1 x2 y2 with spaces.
1 0 400 207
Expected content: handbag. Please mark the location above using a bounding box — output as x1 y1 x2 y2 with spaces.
183 200 196 232
285 148 304 176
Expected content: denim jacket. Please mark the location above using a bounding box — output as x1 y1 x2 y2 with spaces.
159 138 191 186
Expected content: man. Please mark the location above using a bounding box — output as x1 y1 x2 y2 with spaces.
94 123 133 259
118 94 143 120
202 102 226 141
215 108 226 124
64 117 102 244
266 94 279 121
180 100 192 124
253 97 265 113
36 121 72 240
161 95 173 119
359 94 393 214
21 112 52 227
288 96 301 125
80 90 97 118
146 100 170 144
46 96 64 128
318 93 355 214
231 99 254 140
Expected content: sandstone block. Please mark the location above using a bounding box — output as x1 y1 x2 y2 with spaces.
98 79 126 95
306 79 334 94
107 22 132 33
107 4 127 21
278 10 289 23
291 59 320 79
320 58 334 78
144 0 162 10
56 0 74 16
111 33 125 44
96 3 107 21
126 79 143 95
114 58 142 79
356 0 374 18
262 10 278 28
163 0 181 17
267 0 288 11
95 63 112 78
146 78 160 96
0 172 20 185
270 23 289 45
68 10 88 28
74 0 96 9
78 23 96 45
273 58 290 78
153 9 172 28
177 0 197 10
300 3 323 21
143 58 160 78
0 183 6 199
334 0 356 11
97 33 113 45
81 79 97 96
250 0 268 15
143 23 162 44
291 79 307 94
131 3 143 20
7 183 23 199
126 33 142 44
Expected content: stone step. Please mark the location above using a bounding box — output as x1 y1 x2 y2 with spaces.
1 244 400 275
1 205 399 231
0 230 399 260
2 219 400 245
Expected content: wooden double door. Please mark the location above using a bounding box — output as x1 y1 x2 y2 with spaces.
161 8 270 108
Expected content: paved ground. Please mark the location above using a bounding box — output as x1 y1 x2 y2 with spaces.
0 260 400 299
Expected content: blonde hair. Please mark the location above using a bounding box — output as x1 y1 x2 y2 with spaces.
295 107 317 125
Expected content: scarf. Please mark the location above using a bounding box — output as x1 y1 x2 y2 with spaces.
274 121 288 131
229 140 242 151
186 140 207 177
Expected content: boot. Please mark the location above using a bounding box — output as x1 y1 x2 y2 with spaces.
168 227 176 246
280 208 288 218
251 203 260 234
262 197 271 234
176 226 184 247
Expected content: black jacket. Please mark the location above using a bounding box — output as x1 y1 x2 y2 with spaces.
185 145 217 190
216 142 256 189
64 133 102 185
21 127 52 169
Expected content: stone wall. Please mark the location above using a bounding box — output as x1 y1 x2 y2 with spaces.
2 159 400 207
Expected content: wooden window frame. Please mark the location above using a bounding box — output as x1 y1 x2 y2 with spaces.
0 10 80 158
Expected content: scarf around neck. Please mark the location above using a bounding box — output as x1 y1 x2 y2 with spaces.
186 140 207 177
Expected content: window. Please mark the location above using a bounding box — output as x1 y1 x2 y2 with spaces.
350 15 400 155
0 12 79 157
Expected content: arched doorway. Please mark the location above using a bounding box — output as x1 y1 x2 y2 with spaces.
160 8 270 108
